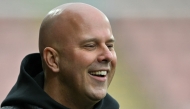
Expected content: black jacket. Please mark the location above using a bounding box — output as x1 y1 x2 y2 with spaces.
1 53 119 109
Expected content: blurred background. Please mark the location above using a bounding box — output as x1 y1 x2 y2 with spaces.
1 0 190 109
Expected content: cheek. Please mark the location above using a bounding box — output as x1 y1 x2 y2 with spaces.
73 51 97 67
59 53 96 88
111 52 117 67
108 52 117 85
61 51 96 78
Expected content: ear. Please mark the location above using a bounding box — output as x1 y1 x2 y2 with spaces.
43 47 59 73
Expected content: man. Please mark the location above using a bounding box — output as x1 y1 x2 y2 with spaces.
1 3 119 109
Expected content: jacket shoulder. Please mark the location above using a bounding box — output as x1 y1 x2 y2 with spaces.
1 105 42 109
1 106 22 109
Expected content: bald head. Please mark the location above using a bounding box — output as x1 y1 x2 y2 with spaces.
39 3 110 55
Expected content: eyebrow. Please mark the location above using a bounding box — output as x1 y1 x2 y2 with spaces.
80 37 115 44
107 38 115 43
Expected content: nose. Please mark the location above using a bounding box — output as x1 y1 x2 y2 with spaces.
97 45 114 63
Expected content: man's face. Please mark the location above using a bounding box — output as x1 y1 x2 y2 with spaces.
56 14 117 101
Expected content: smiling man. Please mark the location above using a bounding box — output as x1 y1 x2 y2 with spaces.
1 3 119 109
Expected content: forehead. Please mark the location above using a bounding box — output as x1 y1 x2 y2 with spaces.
52 4 113 43
73 10 113 42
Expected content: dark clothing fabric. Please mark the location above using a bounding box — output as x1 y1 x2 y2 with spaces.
1 104 42 109
1 53 119 109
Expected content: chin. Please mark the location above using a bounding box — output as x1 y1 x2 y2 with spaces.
89 89 107 101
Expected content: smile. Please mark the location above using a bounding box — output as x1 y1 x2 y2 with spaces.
89 71 107 77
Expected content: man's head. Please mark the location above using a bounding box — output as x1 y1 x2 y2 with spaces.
39 2 117 108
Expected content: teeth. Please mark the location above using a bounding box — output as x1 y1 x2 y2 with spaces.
90 71 107 76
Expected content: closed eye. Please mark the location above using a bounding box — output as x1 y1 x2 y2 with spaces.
107 44 114 50
85 44 95 47
83 43 96 50
107 44 113 48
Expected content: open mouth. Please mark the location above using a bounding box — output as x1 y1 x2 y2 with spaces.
89 71 107 77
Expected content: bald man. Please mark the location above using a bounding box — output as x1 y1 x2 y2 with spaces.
1 3 119 109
